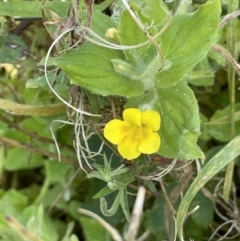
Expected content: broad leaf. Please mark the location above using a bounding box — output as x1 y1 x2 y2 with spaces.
56 43 144 97
156 82 203 159
0 2 42 17
189 191 213 228
54 9 145 97
119 10 150 64
126 81 204 160
155 0 221 88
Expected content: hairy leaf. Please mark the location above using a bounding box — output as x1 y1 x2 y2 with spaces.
156 0 221 87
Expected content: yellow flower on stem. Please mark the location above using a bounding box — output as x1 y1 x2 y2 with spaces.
104 108 161 160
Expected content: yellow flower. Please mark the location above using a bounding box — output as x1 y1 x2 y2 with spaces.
104 108 161 160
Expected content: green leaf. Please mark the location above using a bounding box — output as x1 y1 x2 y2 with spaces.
79 216 110 241
0 2 42 17
26 71 69 94
90 11 118 38
199 113 211 141
116 7 164 89
157 82 203 159
41 1 71 40
55 43 144 97
100 191 121 216
3 148 44 171
22 205 58 241
188 57 215 87
131 0 169 30
156 0 221 88
183 217 205 239
60 222 75 241
94 0 114 12
92 186 115 199
45 161 74 186
119 189 130 222
189 191 213 228
176 135 240 240
126 81 204 160
0 190 29 239
52 9 146 97
0 34 29 64
207 110 240 125
207 103 240 142
41 1 70 18
118 0 169 64
145 194 168 239
119 10 149 64
0 189 28 214
69 235 80 241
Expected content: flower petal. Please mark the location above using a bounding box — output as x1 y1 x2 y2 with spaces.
104 120 130 145
141 110 161 131
138 129 161 154
123 108 141 126
117 128 142 159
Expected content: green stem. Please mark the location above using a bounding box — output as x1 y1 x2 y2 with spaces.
33 178 50 206
223 0 238 202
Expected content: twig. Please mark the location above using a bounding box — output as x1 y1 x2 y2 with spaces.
78 208 123 241
0 114 71 149
159 179 177 215
124 186 146 241
48 167 81 211
0 98 66 116
0 136 82 167
211 44 240 76
219 10 240 29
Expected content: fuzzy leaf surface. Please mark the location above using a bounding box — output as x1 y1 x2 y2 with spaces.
126 81 203 160
56 43 144 97
155 0 221 87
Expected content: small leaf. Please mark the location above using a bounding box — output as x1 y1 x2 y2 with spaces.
100 191 121 216
92 186 115 199
207 103 240 142
42 1 70 19
3 148 44 171
119 189 130 222
188 57 215 87
199 113 211 141
131 0 169 29
0 189 28 214
0 34 29 64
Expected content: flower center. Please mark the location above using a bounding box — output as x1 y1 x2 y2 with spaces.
130 125 143 142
